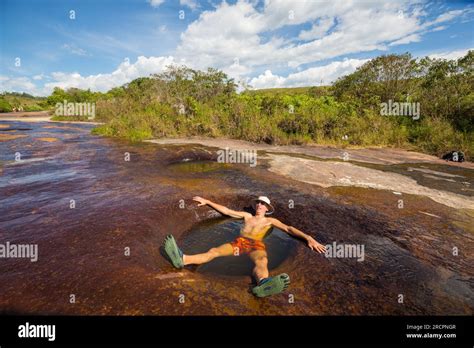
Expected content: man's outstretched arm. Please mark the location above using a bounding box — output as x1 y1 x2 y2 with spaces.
193 196 251 219
269 218 326 253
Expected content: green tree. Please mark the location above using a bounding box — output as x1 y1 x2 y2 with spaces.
0 98 13 112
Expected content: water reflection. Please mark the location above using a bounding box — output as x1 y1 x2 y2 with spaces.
181 219 297 276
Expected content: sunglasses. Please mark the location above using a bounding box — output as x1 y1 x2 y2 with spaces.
256 201 266 206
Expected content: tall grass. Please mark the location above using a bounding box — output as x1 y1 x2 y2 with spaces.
92 91 473 159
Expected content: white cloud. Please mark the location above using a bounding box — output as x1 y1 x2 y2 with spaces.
226 59 252 81
33 74 46 81
420 9 469 31
249 70 286 89
432 25 447 32
176 1 275 71
159 25 167 33
180 0 198 10
62 44 89 56
148 0 165 8
298 17 334 41
175 0 453 71
432 10 465 25
42 56 175 94
428 48 473 60
261 0 353 29
0 76 41 95
389 34 421 46
249 58 369 89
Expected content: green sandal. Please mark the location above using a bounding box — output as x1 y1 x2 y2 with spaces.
163 234 184 269
252 273 290 297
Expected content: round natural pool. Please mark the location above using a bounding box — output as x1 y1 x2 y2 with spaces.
180 218 298 276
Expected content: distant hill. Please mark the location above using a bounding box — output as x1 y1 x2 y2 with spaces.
245 86 330 97
0 92 48 112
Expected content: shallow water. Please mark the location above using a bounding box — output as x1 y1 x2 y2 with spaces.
0 120 473 315
357 162 474 197
181 219 297 276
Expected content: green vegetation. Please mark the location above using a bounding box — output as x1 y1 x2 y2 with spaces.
4 51 473 160
92 51 473 159
46 87 105 105
0 92 48 112
0 98 12 112
246 86 331 97
332 52 473 157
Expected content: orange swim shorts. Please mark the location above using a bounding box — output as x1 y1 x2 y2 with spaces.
230 236 266 256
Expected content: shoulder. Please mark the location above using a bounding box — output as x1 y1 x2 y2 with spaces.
267 217 280 224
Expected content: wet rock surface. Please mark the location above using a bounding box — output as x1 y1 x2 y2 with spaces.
0 121 473 315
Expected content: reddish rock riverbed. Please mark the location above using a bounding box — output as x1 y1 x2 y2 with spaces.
0 120 473 315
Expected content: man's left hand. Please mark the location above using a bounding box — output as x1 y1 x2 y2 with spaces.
307 237 326 253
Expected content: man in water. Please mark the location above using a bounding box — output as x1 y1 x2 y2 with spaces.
163 196 326 297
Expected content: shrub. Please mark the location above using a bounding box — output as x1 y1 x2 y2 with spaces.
0 98 13 112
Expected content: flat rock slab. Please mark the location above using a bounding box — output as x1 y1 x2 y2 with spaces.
265 154 474 210
147 137 473 168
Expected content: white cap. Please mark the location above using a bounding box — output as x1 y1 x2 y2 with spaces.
252 196 274 215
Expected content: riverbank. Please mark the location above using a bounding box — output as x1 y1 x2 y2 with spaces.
0 111 101 125
148 136 473 167
148 137 474 210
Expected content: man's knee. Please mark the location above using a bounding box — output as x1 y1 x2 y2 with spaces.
254 255 268 266
207 248 220 259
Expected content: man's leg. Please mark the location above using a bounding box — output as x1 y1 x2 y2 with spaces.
249 250 269 282
183 243 234 266
250 250 290 297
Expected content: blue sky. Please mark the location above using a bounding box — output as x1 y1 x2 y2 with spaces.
1 0 473 95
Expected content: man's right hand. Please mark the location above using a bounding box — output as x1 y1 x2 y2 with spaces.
193 196 209 206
